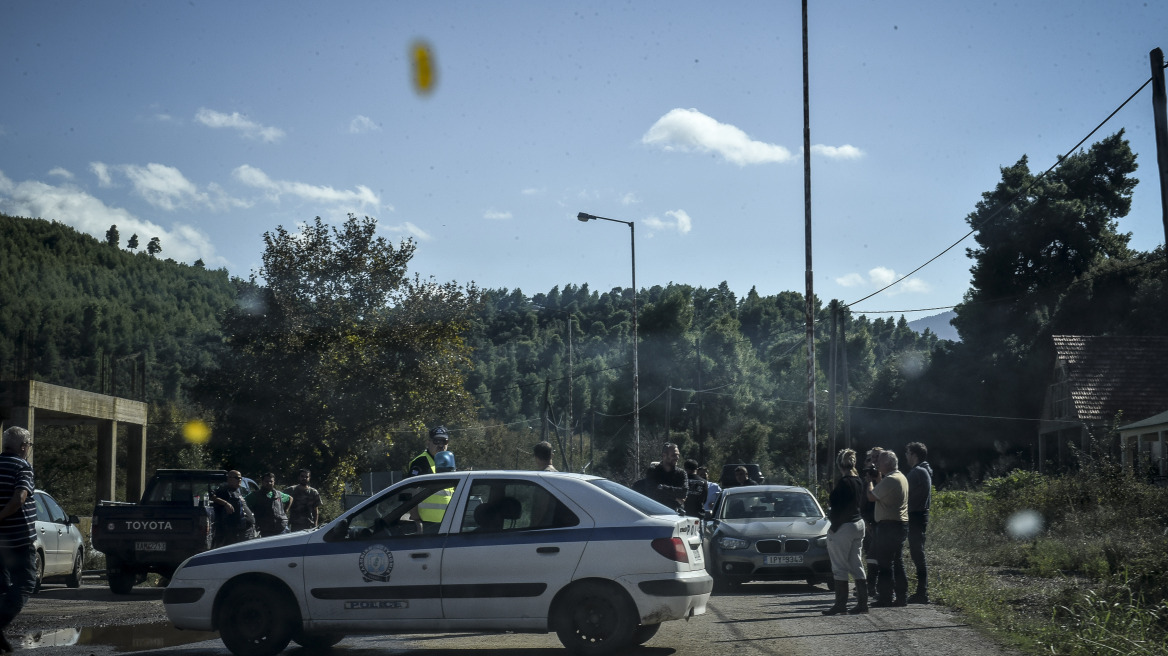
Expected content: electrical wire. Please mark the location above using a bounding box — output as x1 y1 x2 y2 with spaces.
844 74 1156 309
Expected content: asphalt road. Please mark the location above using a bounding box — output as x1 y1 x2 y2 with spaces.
13 580 1019 656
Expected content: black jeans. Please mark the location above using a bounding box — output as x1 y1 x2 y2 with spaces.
0 542 37 630
874 520 908 603
908 511 929 594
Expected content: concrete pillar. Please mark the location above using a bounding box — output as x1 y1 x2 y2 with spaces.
97 420 118 502
1160 430 1166 477
7 407 35 466
126 423 147 503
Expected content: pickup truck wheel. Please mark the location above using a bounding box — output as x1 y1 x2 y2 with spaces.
217 582 295 656
33 549 44 593
65 551 83 588
552 581 637 656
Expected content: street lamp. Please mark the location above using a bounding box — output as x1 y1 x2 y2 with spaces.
577 212 639 477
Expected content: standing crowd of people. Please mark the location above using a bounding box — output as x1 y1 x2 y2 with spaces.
209 468 323 547
822 441 932 615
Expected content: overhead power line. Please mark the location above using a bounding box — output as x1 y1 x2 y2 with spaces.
845 74 1156 309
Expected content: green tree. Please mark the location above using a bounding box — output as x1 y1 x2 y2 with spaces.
105 224 119 248
127 234 139 252
197 215 481 492
147 237 162 257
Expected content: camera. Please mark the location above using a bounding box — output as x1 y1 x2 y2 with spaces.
863 466 879 479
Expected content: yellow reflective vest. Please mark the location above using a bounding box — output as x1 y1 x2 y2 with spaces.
409 451 452 523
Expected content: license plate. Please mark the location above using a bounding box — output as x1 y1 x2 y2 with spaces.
764 555 802 565
135 541 166 552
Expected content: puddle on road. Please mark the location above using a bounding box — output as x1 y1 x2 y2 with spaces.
18 622 219 652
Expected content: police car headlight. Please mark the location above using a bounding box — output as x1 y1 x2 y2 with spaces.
717 536 749 550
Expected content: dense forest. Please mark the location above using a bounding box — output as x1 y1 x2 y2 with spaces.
3 131 1166 515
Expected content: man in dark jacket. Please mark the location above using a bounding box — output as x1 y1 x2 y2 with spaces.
646 443 688 511
905 442 933 604
246 473 291 537
682 459 707 517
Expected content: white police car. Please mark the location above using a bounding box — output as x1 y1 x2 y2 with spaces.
164 471 711 656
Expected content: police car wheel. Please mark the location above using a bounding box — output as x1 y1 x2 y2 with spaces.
553 581 637 656
217 582 296 656
292 631 345 649
631 623 660 646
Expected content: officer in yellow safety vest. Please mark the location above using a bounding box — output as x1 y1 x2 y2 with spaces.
407 426 455 527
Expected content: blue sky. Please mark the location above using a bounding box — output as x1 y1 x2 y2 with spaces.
3 1 1166 320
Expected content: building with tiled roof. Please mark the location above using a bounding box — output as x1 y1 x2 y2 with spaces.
1038 335 1168 472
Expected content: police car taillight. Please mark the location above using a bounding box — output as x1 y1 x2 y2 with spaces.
651 537 689 563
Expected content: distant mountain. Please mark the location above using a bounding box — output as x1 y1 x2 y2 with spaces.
908 310 959 341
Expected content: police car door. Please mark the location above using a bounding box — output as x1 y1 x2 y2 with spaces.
303 477 460 626
441 476 588 623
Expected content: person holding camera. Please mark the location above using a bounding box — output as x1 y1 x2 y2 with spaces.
866 450 909 607
822 448 867 615
859 447 884 598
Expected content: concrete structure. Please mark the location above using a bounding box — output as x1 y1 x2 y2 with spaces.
0 379 148 503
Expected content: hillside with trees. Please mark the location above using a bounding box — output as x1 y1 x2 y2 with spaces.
2 131 1165 512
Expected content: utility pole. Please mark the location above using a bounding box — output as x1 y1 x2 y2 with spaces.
841 309 852 450
801 0 817 489
828 301 838 468
566 313 573 469
1151 48 1168 246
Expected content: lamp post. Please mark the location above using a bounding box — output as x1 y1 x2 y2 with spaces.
577 212 639 477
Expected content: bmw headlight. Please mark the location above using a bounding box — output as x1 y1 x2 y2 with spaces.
717 536 749 550
814 535 828 548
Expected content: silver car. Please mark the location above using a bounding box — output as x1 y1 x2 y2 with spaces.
33 489 85 590
703 485 831 590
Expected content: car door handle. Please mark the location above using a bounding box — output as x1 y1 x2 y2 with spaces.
410 552 431 559
536 546 559 554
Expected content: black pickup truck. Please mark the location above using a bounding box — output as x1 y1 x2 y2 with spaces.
91 469 255 594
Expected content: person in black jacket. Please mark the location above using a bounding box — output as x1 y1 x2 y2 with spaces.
822 448 868 615
905 441 933 604
682 459 707 517
645 443 688 511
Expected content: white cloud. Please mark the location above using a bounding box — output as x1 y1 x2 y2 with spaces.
620 192 640 206
835 267 929 294
48 167 73 180
0 170 226 266
232 164 381 209
195 108 285 143
90 162 113 187
383 221 430 241
811 144 865 160
124 163 201 211
483 210 512 220
521 187 543 196
835 273 866 287
349 115 380 134
642 108 795 166
643 209 693 235
643 108 863 165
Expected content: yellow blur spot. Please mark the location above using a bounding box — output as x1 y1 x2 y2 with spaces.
411 40 437 95
182 420 211 445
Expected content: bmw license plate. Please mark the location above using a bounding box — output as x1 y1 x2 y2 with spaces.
763 555 802 565
135 541 166 552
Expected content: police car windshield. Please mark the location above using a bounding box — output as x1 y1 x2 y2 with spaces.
591 479 677 516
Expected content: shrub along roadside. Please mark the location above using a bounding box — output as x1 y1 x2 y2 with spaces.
926 465 1168 655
